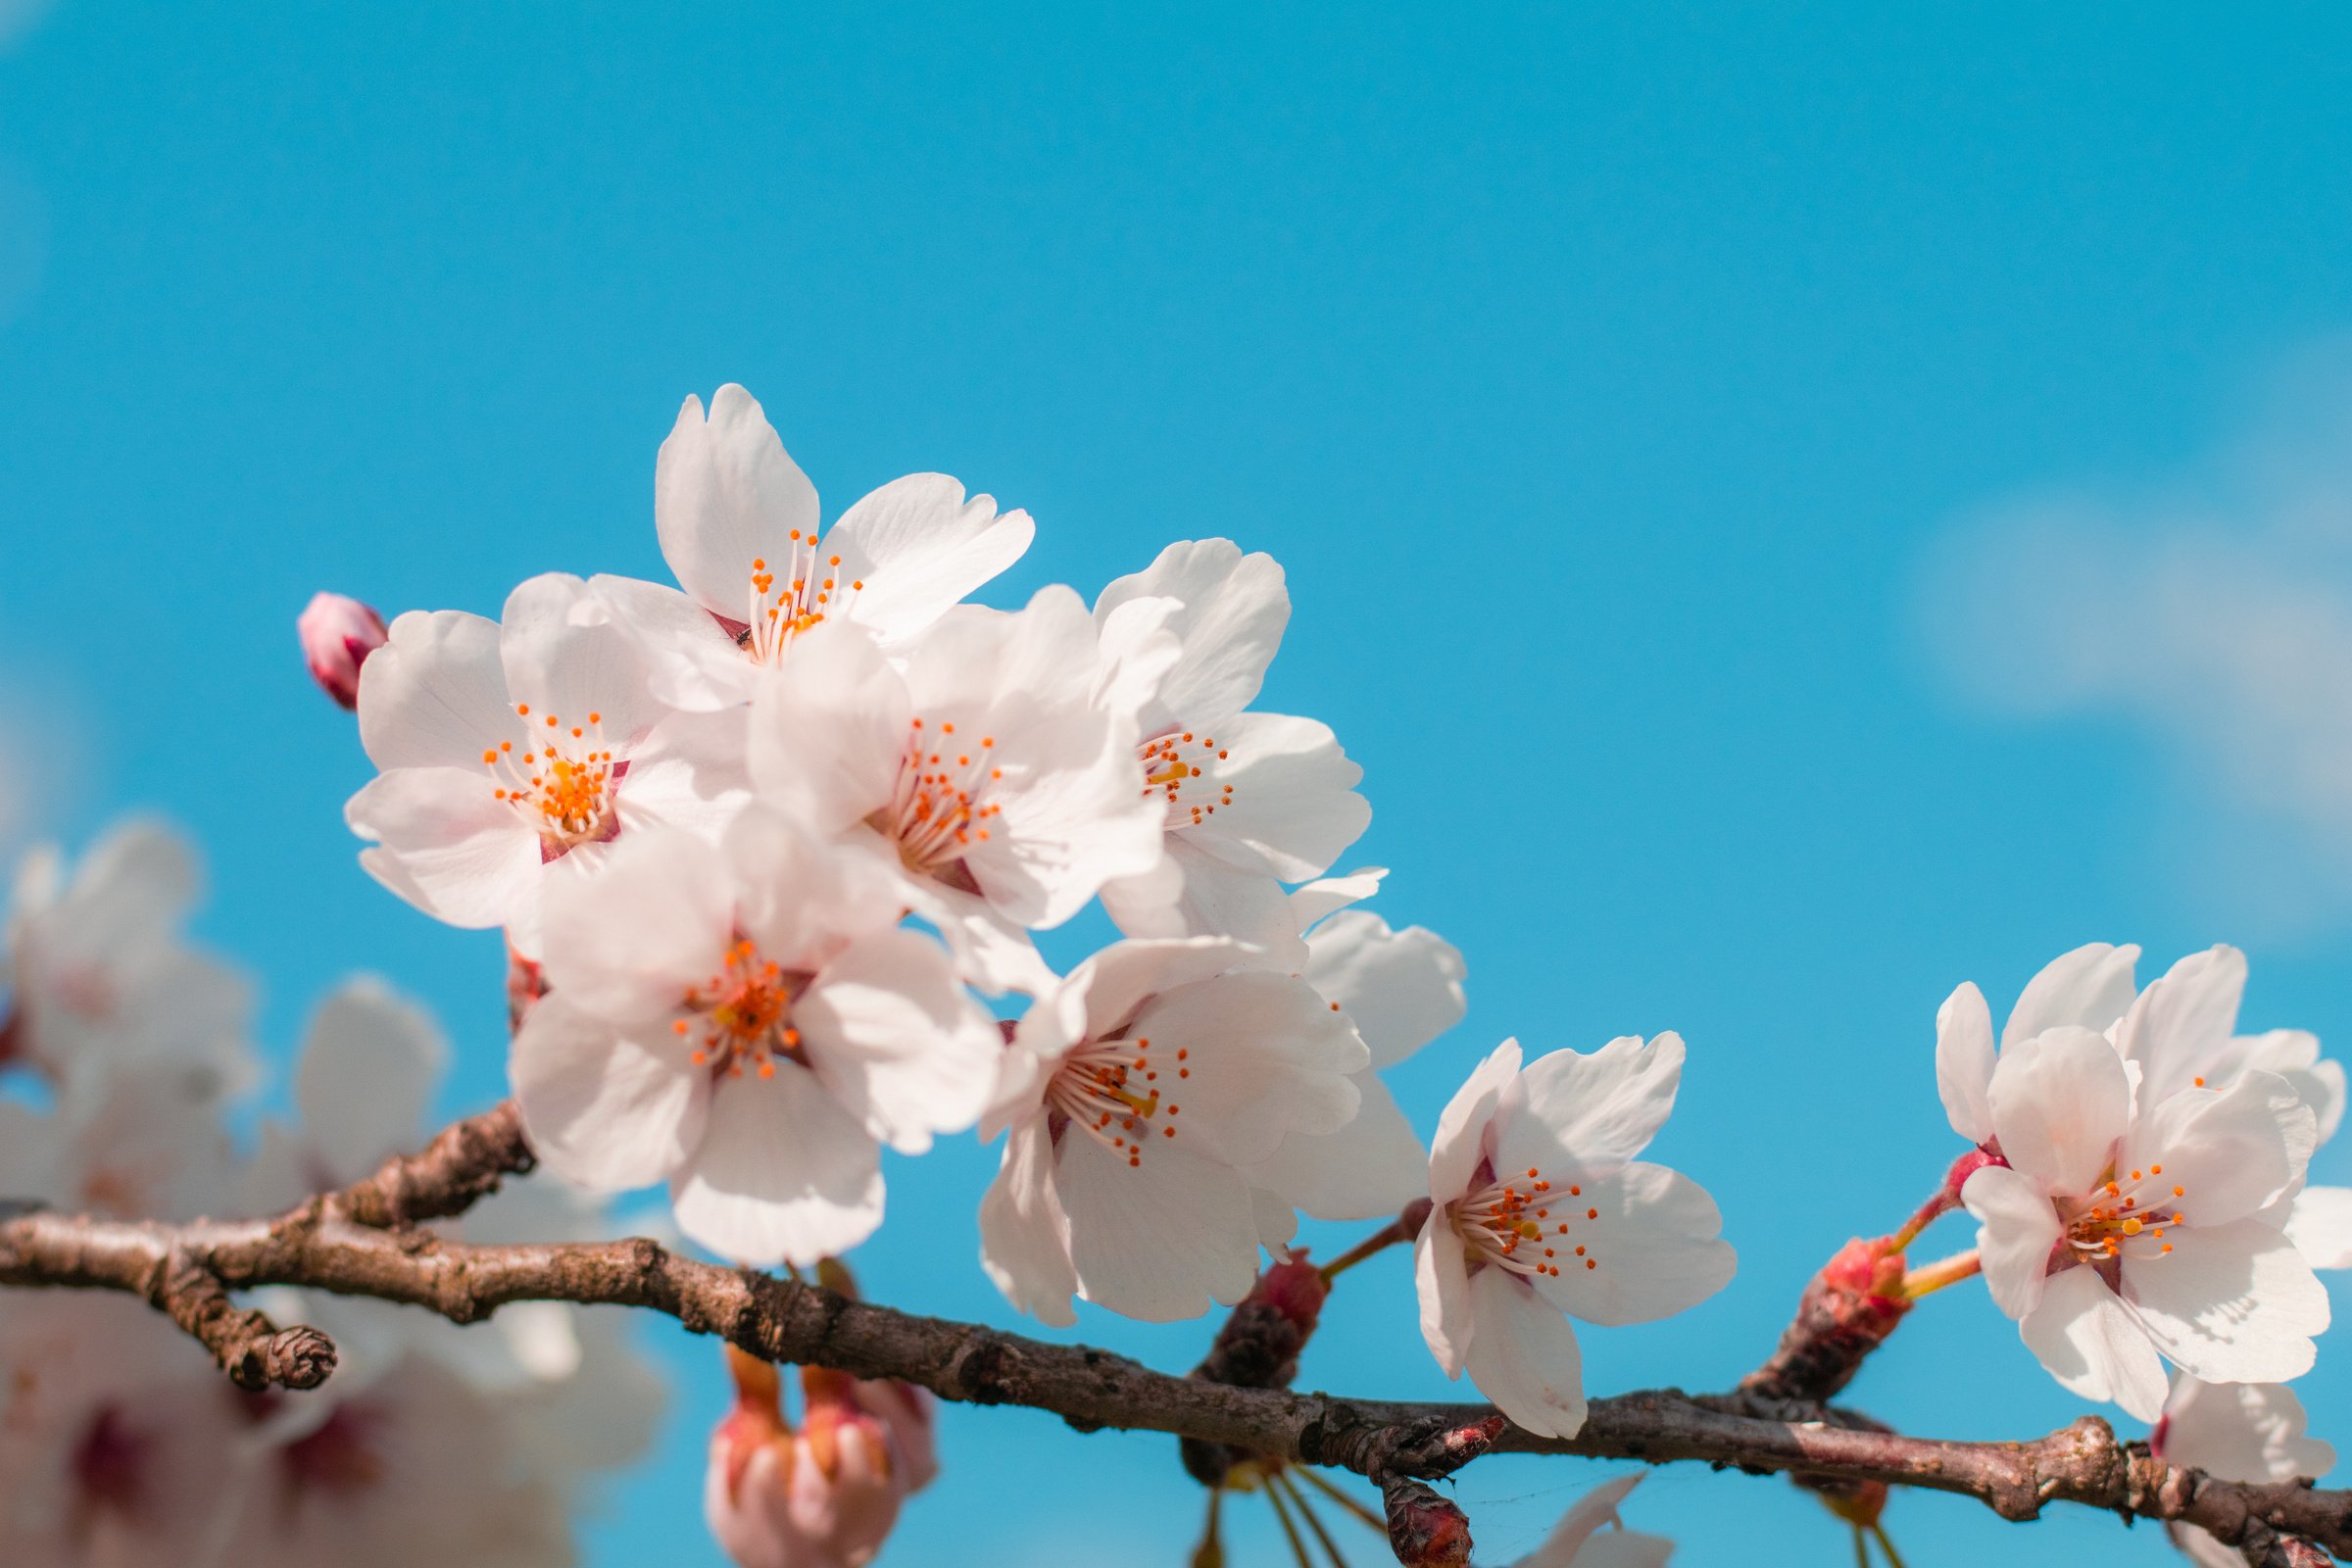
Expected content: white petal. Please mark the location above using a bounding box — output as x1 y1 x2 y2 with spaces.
1463 1266 1589 1439
1962 1162 2065 1319
611 708 755 846
746 619 909 829
2117 946 2248 1106
2122 1071 2314 1227
1241 1074 1426 1222
591 573 754 712
1535 1162 1736 1328
2125 1222 2328 1386
1415 1206 1474 1377
2160 1377 2334 1483
512 1000 708 1192
1935 982 1996 1145
2005 942 2141 1048
346 767 540 933
2283 1185 2352 1269
670 1064 884 1267
1058 1131 1261 1321
1514 1473 1647 1568
1101 836 1301 956
976 1115 1080 1327
539 828 734 1021
1177 710 1368 883
655 385 820 617
1093 539 1287 733
1986 1026 2132 1196
1564 1529 1676 1568
1306 910 1467 1069
796 927 1001 1154
1288 866 1387 933
1496 1035 1684 1182
356 609 514 771
2231 1031 2344 1146
1122 967 1365 1164
293 978 448 1180
2018 1263 2171 1421
827 472 1034 645
498 572 661 748
1430 1040 1521 1200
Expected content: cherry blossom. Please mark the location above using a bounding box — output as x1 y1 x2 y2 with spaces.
748 596 1168 993
977 936 1368 1324
1959 1026 2327 1420
0 1056 238 1223
2 816 254 1100
1415 1036 1735 1439
1935 940 2141 1149
598 383 1034 710
1243 900 1467 1235
1510 1471 1674 1568
296 590 387 710
344 572 750 956
1092 540 1371 954
2153 1375 2334 1568
706 1347 913 1568
511 810 999 1265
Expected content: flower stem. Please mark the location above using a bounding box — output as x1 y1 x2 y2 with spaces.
1899 1248 1981 1298
1191 1486 1225 1568
1263 1469 1319 1568
1319 1199 1433 1284
1277 1473 1351 1568
1851 1524 1871 1568
1296 1465 1387 1533
1871 1522 1909 1568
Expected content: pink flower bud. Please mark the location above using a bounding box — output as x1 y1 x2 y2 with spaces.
1382 1476 1472 1568
297 592 387 710
706 1347 907 1568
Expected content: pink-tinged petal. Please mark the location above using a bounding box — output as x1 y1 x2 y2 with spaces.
1179 710 1369 884
1101 835 1299 957
2004 941 2141 1049
346 766 539 931
976 1115 1080 1327
903 875 1057 998
539 828 734 1021
1534 1161 1735 1328
2284 1185 2352 1269
1288 865 1387 933
2117 946 2248 1106
2158 1377 2334 1483
1496 1035 1685 1182
2124 1222 2328 1386
2229 1030 2344 1145
670 1065 884 1267
1415 1204 1474 1377
1243 1073 1426 1222
1057 1131 1261 1321
592 572 755 712
1094 538 1288 733
746 619 908 829
293 978 447 1182
512 999 707 1192
2123 1071 2314 1227
723 806 905 963
1935 981 1996 1145
827 472 1034 645
499 572 661 748
1122 967 1365 1165
612 708 755 845
2018 1263 2170 1421
1986 1025 2132 1196
795 927 1000 1154
1306 910 1467 1070
1962 1161 2066 1320
656 385 820 617
1463 1266 1589 1439
1514 1472 1648 1568
1430 1041 1521 1200
356 609 513 771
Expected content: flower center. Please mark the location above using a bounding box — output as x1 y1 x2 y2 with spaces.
887 718 1001 876
482 705 621 858
1140 728 1236 830
740 533 865 665
1450 1163 1598 1280
673 938 808 1080
1044 1033 1187 1170
2063 1163 2185 1261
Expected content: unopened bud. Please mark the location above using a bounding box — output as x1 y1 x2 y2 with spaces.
813 1258 939 1493
297 592 387 710
1939 1146 2004 1207
706 1345 908 1568
1181 1254 1332 1487
1741 1235 1912 1402
1381 1476 1471 1568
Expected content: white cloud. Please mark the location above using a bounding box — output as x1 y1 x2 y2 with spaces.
1920 343 2352 930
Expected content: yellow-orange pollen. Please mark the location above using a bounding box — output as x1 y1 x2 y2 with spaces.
1452 1166 1594 1280
1045 1033 1188 1171
483 705 618 853
2065 1163 2183 1260
887 718 1002 873
1140 727 1236 830
672 938 807 1080
740 536 866 663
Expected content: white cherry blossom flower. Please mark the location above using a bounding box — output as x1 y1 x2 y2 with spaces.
1415 1036 1735 1439
3 816 254 1100
749 595 1167 993
345 572 750 956
977 936 1367 1324
1243 900 1466 1234
1959 1027 2327 1421
2154 1375 2334 1568
1935 941 2141 1148
1510 1471 1674 1568
1092 540 1370 955
511 810 999 1266
598 383 1033 710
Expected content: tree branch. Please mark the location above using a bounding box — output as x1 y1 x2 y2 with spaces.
1 1116 2347 1562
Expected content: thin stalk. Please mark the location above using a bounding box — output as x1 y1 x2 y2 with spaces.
1263 1470 1318 1568
1276 1473 1351 1568
1900 1248 1982 1298
1295 1465 1388 1534
1319 1200 1431 1284
1871 1523 1908 1568
1191 1485 1225 1568
1851 1524 1872 1568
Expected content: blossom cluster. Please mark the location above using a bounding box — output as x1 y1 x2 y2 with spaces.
0 821 659 1567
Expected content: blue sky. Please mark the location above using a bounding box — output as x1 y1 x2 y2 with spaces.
8 5 2352 1564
